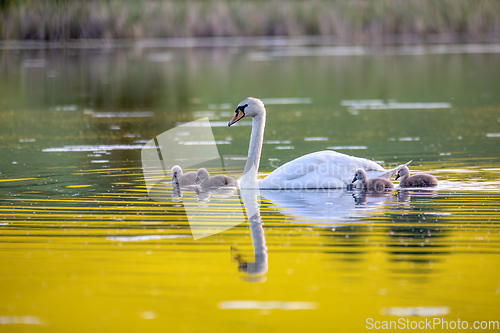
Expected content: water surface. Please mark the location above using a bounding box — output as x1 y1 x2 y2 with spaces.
1 40 499 332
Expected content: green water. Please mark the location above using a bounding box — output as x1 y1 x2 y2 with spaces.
0 40 499 332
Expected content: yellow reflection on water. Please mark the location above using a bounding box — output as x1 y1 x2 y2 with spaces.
0 167 499 332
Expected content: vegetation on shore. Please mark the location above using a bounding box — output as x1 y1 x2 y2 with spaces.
1 0 500 42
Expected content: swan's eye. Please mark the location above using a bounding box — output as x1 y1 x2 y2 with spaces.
237 104 248 113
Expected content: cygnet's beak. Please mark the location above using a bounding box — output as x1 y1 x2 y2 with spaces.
395 173 400 180
194 176 200 184
352 176 357 183
171 175 175 182
228 108 245 127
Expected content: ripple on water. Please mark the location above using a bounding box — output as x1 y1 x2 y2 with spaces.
381 306 449 317
0 316 43 325
90 111 154 118
218 301 317 310
106 235 191 242
304 137 328 141
42 144 146 152
327 146 367 150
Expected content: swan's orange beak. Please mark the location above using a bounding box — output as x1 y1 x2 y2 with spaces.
228 109 245 127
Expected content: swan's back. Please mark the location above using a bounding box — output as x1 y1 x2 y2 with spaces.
259 150 387 189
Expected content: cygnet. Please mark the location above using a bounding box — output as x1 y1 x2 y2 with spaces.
171 165 197 187
194 168 236 190
395 166 438 187
352 168 394 192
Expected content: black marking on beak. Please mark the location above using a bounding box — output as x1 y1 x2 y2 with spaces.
228 104 248 127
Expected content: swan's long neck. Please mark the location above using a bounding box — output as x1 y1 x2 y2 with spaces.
241 112 265 188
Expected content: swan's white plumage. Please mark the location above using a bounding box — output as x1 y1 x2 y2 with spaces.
230 97 410 189
259 150 388 189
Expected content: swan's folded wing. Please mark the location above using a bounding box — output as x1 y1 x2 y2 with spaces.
259 153 326 188
259 150 388 189
365 160 412 179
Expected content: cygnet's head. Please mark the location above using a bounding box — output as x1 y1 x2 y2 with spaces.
228 97 265 126
171 165 182 181
194 168 210 184
352 169 367 183
395 166 410 180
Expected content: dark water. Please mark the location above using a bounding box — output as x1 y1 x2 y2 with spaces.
0 40 499 332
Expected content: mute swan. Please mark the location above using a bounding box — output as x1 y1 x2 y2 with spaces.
194 168 237 190
171 165 197 187
352 168 394 191
228 97 411 189
395 166 438 187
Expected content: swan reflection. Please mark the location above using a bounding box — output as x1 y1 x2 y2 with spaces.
165 183 417 280
234 189 268 279
260 188 396 224
231 187 403 281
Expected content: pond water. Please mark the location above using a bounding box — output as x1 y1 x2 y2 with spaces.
1 39 500 332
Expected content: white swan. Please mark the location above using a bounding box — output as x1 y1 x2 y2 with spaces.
228 97 410 189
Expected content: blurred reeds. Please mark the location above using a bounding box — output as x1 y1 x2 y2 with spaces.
1 0 500 42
